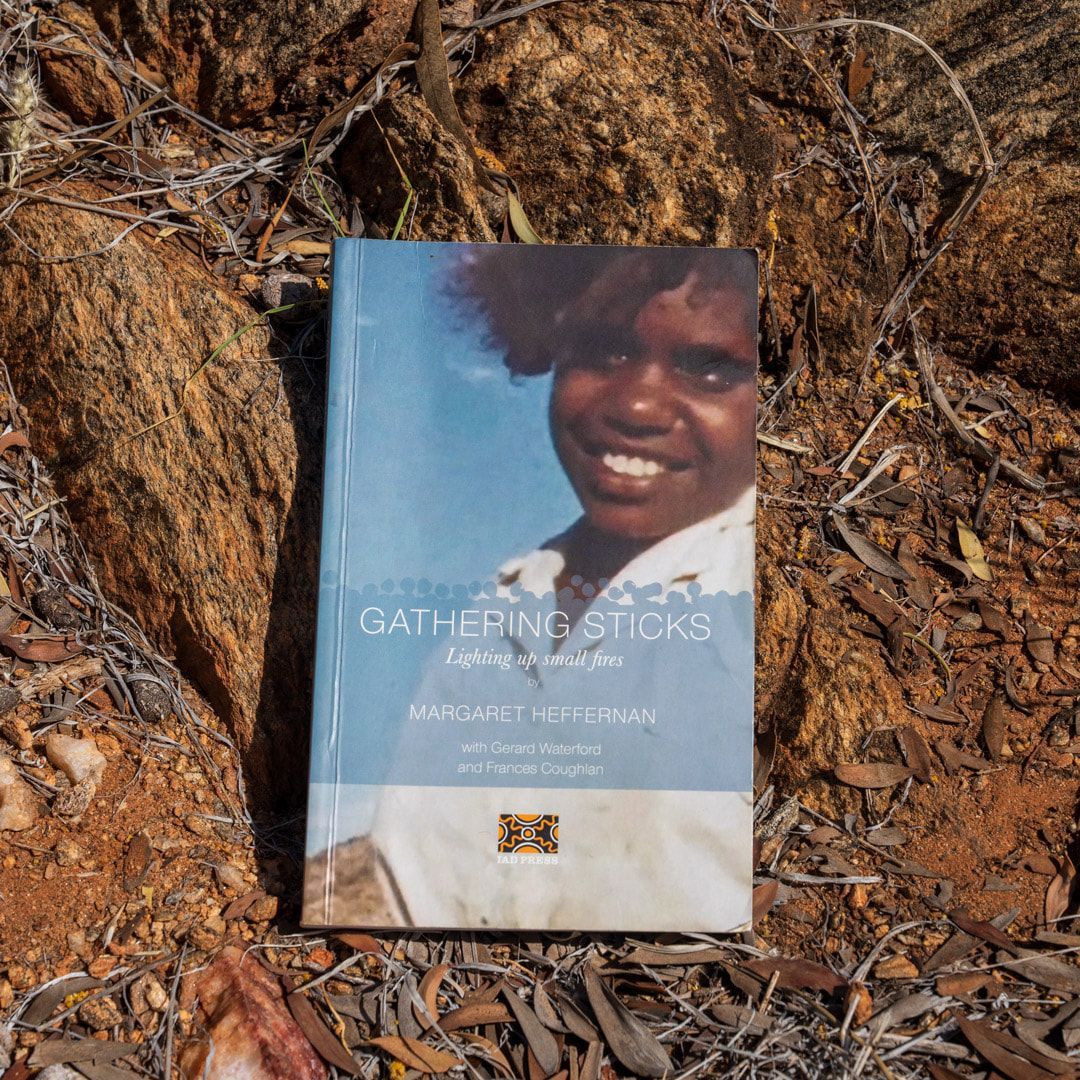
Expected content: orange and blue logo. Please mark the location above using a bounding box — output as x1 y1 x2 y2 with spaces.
498 813 559 854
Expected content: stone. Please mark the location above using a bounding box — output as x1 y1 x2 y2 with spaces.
0 754 39 831
873 954 920 980
179 946 327 1079
38 6 128 126
759 565 910 816
78 992 124 1031
45 733 107 788
85 0 415 125
54 837 85 867
460 4 775 247
245 895 279 924
862 0 1079 399
0 194 322 809
341 2 775 247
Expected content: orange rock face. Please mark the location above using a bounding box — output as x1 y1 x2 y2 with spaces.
0 194 322 808
179 946 328 1080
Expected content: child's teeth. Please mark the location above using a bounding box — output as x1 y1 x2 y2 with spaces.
601 453 664 477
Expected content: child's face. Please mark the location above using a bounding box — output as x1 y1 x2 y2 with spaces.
549 271 756 542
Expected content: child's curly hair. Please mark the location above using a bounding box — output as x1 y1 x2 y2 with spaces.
450 245 757 377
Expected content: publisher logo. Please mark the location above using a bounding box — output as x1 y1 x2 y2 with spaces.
498 813 558 855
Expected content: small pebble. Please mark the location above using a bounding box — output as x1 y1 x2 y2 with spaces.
0 754 39 830
30 588 81 630
45 733 106 787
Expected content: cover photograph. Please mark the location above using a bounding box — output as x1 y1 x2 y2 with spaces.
303 239 757 932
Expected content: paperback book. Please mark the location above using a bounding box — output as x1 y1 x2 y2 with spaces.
303 239 757 931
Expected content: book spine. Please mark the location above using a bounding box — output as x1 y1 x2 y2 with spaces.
305 238 362 922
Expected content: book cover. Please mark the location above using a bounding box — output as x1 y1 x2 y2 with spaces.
302 239 757 931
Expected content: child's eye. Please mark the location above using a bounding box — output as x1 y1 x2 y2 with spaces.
674 347 753 391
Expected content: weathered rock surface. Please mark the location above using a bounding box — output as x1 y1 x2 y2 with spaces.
84 0 414 125
756 513 909 815
179 946 327 1080
342 2 775 245
862 0 1079 398
0 195 323 807
0 754 39 831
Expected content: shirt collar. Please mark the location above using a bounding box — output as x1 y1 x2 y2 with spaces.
497 486 755 600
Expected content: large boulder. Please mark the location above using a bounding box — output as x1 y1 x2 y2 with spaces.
860 0 1079 398
0 195 322 808
341 1 776 246
83 0 414 126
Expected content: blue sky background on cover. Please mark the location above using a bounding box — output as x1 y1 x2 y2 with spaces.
341 240 580 588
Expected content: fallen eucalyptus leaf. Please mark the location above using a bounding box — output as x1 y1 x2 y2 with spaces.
834 762 913 789
582 965 672 1078
956 519 993 581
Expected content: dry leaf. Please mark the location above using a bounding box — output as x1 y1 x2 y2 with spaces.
122 831 153 892
334 932 381 953
958 1016 1069 1080
982 695 1008 762
438 1002 512 1031
367 1036 460 1075
456 1032 515 1077
956 519 993 581
0 632 84 663
898 726 935 781
287 991 362 1075
847 46 874 98
284 239 331 256
0 431 30 455
832 515 912 580
582 965 673 1078
1024 610 1056 665
500 985 560 1075
415 963 450 1029
834 762 913 789
753 880 779 923
948 907 1014 949
1045 857 1076 924
742 957 847 993
978 599 1012 636
935 741 993 774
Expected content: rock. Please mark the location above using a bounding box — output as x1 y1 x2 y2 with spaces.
85 0 415 125
0 1023 11 1071
861 0 1079 398
245 894 279 924
0 194 322 808
260 274 322 311
30 588 81 630
179 946 327 1080
214 862 247 893
38 1066 85 1080
128 679 172 723
0 686 22 718
461 3 774 246
45 733 106 788
873 954 920 980
340 94 502 243
54 837 85 867
51 777 95 820
78 992 124 1031
0 754 39 831
341 3 775 246
38 6 128 126
760 570 910 816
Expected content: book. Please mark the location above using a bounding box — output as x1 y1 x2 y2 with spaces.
302 239 757 931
